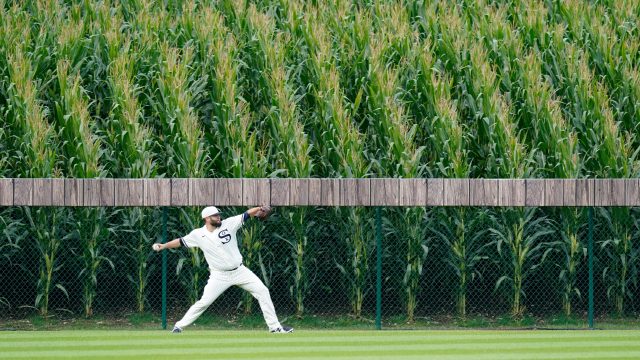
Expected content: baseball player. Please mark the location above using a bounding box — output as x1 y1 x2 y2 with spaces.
152 205 293 334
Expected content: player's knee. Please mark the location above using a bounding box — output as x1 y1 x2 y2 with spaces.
254 285 270 300
195 298 213 308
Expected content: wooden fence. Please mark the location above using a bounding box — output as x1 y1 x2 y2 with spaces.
0 178 638 207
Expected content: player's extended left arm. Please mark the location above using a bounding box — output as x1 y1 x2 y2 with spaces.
246 206 264 218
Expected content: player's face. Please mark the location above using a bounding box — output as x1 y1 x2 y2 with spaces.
208 214 222 227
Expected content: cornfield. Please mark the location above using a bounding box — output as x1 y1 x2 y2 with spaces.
1 0 640 323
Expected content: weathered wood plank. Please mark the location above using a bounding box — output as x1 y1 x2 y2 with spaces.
470 179 498 206
64 179 85 207
290 179 310 206
214 178 239 206
227 179 243 206
32 178 52 206
308 179 322 206
525 179 544 207
563 179 577 207
594 179 612 206
270 179 290 206
426 178 444 206
242 179 270 206
444 179 469 206
171 179 190 206
339 179 357 206
114 179 144 206
214 179 230 206
625 179 640 206
115 179 143 206
100 179 115 206
544 179 564 207
242 179 258 206
611 179 626 206
498 179 525 207
144 179 171 206
0 179 14 206
83 179 100 206
399 179 427 206
356 179 371 206
371 178 399 206
321 179 340 206
576 179 594 206
257 179 270 206
189 178 214 206
52 179 64 206
13 179 33 206
130 179 145 206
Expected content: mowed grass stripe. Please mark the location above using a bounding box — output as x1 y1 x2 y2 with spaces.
3 345 640 360
2 340 640 354
0 335 638 351
0 330 639 360
20 354 640 360
0 330 640 360
1 330 638 360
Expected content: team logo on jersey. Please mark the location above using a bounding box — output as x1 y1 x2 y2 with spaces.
218 229 232 244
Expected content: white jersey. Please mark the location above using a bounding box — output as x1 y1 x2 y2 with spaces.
180 213 248 271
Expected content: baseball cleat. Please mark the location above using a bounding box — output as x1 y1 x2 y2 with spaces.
171 326 182 333
270 325 294 333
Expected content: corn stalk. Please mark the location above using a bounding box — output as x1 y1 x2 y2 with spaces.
521 48 583 316
4 14 63 316
429 2 539 318
482 1 584 317
319 6 376 319
565 42 636 315
366 4 427 323
403 8 487 316
428 75 480 318
55 58 110 317
301 5 372 318
598 208 640 315
3 4 64 318
247 4 313 317
104 13 159 313
490 208 554 317
465 30 538 320
116 207 158 313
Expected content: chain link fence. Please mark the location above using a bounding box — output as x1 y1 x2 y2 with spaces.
1 206 639 329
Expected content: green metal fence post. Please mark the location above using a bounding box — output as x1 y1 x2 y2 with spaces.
376 207 382 330
588 207 594 329
162 207 168 330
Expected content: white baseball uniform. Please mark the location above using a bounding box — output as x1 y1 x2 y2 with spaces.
174 213 282 331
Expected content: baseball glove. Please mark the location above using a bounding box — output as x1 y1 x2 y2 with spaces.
256 205 272 220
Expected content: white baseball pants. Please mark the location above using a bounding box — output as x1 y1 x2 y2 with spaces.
174 265 282 330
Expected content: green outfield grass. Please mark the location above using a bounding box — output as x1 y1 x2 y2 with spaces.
1 330 639 360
